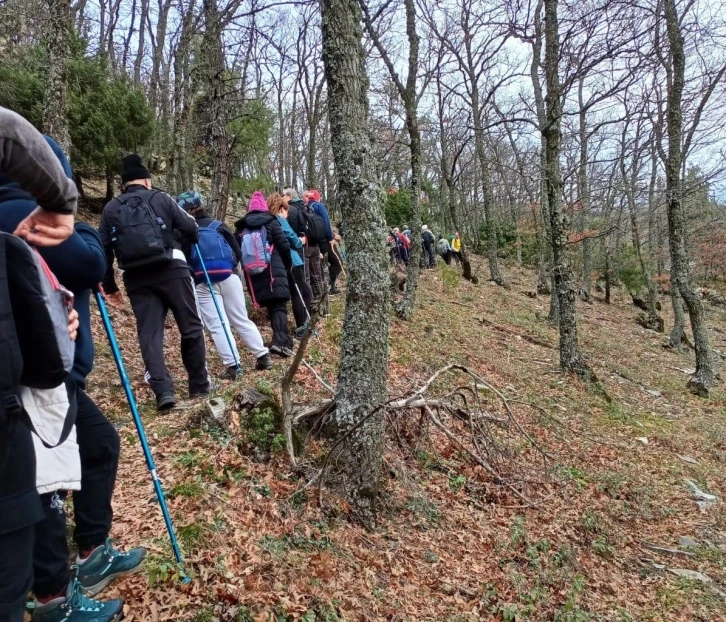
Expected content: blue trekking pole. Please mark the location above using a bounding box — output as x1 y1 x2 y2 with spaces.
194 244 239 369
94 291 189 582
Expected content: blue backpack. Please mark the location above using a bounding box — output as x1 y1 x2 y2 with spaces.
191 220 236 283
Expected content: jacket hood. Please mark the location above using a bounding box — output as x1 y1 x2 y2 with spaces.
0 134 72 191
236 211 275 230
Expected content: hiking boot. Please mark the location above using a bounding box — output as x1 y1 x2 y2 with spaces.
294 323 309 339
189 390 209 399
255 354 273 371
77 538 147 597
32 574 124 622
156 391 175 411
329 284 341 296
269 345 293 358
218 365 241 380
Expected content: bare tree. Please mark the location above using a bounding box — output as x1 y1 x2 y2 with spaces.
360 0 424 319
661 0 714 396
320 0 391 525
42 0 72 153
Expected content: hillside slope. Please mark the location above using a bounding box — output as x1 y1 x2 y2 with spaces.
82 256 726 622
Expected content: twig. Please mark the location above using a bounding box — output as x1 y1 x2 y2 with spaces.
479 316 556 350
302 359 336 395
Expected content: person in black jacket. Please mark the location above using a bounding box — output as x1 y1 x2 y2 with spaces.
235 192 294 357
98 155 208 411
0 107 78 622
0 135 145 622
177 190 273 377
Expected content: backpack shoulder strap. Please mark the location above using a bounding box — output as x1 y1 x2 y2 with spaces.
0 234 24 419
208 220 223 232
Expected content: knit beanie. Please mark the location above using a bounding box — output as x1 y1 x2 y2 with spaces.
177 190 202 211
121 154 151 184
307 189 321 202
248 191 269 212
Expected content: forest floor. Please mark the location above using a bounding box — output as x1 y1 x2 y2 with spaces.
76 218 726 621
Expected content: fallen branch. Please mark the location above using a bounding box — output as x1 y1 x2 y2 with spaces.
281 291 329 466
478 317 555 350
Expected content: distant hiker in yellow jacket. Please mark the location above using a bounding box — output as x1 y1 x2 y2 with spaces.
451 232 462 265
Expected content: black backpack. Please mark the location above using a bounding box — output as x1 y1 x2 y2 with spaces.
110 190 173 269
301 205 327 246
0 232 77 469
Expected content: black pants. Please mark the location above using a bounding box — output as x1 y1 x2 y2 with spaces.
290 266 314 328
33 390 120 599
320 241 342 287
304 246 325 300
451 251 461 265
423 244 436 268
441 251 451 265
129 277 208 396
265 300 293 349
0 525 34 622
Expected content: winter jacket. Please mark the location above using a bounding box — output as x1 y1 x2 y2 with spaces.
0 118 80 533
235 211 292 306
422 230 435 247
277 216 304 268
437 238 451 254
451 237 461 252
98 185 199 294
308 200 334 242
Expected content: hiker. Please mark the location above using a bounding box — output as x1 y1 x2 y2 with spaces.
394 227 410 264
177 190 273 378
451 231 462 265
437 234 452 265
1 133 146 622
421 225 436 269
268 192 314 335
0 108 119 622
235 192 295 357
305 189 342 295
283 189 319 296
99 155 209 411
402 225 412 241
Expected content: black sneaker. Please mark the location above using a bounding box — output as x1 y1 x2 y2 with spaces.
269 345 294 358
218 365 241 380
255 354 273 370
329 284 341 296
156 392 175 411
189 391 210 399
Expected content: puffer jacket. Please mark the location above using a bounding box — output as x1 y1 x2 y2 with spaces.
235 211 292 306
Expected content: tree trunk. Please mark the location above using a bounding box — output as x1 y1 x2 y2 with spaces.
133 0 149 84
43 0 71 154
604 246 611 304
663 0 713 396
320 0 391 525
543 0 591 379
204 0 231 221
105 167 115 203
577 78 592 302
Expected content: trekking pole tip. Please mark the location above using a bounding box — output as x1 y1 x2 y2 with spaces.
181 575 192 585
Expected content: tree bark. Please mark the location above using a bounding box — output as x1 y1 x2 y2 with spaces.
663 0 713 396
577 77 592 302
543 0 591 379
320 0 391 526
42 0 72 154
133 0 149 84
203 0 231 220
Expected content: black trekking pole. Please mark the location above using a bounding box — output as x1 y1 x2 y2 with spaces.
94 290 189 582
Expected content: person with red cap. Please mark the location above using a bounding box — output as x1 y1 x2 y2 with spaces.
303 189 342 296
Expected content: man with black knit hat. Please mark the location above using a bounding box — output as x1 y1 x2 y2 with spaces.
99 155 209 411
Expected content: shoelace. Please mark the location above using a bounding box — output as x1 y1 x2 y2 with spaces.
103 537 131 560
65 577 102 613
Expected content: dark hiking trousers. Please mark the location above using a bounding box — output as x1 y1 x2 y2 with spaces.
0 525 34 622
304 246 325 301
265 300 294 350
34 390 120 599
291 265 314 328
129 276 209 397
320 240 342 287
